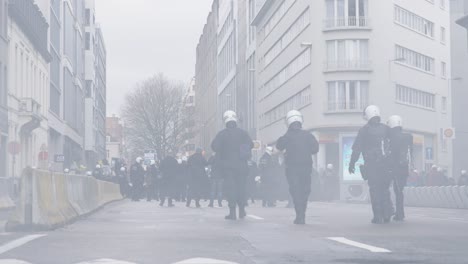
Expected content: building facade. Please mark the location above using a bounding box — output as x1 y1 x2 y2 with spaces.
451 0 468 180
7 0 51 177
84 0 107 168
253 0 452 199
195 0 218 154
48 0 86 171
105 115 124 162
0 0 8 178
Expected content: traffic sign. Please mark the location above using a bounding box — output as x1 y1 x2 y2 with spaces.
443 128 456 139
54 154 65 163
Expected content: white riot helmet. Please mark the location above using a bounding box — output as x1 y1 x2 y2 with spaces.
387 115 403 128
223 110 238 124
96 164 101 169
177 159 182 164
64 168 70 173
286 110 303 127
120 166 126 172
265 146 274 155
86 171 93 176
150 160 156 166
136 157 143 163
327 164 334 170
363 105 381 121
461 170 467 175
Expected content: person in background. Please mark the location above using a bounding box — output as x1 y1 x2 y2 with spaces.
211 110 254 220
246 159 259 205
159 153 179 207
458 170 468 186
118 166 129 197
186 148 208 208
146 160 159 202
322 164 339 202
259 146 278 207
276 110 319 225
130 157 145 202
93 164 103 180
208 153 224 207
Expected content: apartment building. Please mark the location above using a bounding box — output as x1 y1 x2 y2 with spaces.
253 0 452 199
0 0 8 177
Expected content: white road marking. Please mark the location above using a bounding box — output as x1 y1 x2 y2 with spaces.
0 235 46 255
0 260 32 264
75 259 137 264
173 258 239 264
327 237 391 253
247 215 264 220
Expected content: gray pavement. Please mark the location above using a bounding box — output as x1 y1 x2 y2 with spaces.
0 200 467 264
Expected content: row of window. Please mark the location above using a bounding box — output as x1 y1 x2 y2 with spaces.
264 9 310 66
262 0 296 39
217 33 236 84
261 87 311 128
218 10 233 43
394 5 434 38
325 0 368 20
395 45 435 74
326 39 369 70
327 81 369 112
395 84 435 110
261 48 311 99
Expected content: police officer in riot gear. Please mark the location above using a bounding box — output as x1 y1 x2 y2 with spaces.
130 157 145 201
276 110 319 225
259 146 278 207
387 115 413 221
187 148 208 208
349 105 393 224
211 110 254 220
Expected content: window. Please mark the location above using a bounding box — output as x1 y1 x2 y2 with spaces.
85 32 91 50
441 27 446 44
85 9 91 26
261 87 311 128
394 5 434 38
442 96 447 112
262 48 311 99
325 0 368 28
441 62 446 78
264 9 310 66
395 45 435 74
326 39 369 70
327 81 369 112
262 0 296 38
395 84 435 110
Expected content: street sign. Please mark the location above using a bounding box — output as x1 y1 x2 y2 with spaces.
425 147 433 161
54 154 65 163
443 128 456 139
7 141 21 155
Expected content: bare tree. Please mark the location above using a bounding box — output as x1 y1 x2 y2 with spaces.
121 73 193 160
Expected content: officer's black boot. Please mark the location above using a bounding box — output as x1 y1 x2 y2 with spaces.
218 199 222 207
225 206 237 220
238 206 246 219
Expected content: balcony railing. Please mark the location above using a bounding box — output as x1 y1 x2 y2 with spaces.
326 101 367 113
323 17 371 31
324 60 372 72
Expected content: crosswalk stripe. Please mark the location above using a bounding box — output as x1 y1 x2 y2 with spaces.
75 259 137 264
0 235 46 256
327 237 391 253
247 215 264 220
173 258 239 264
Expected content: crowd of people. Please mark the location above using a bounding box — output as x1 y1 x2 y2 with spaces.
80 105 468 226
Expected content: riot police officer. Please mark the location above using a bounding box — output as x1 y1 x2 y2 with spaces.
130 157 145 201
276 110 319 225
259 146 279 207
211 110 254 220
187 148 208 208
348 105 393 224
387 115 413 221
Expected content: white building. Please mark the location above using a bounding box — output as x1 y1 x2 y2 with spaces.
84 0 107 167
7 0 51 176
253 0 452 199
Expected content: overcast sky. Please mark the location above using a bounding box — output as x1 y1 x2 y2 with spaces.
95 0 213 116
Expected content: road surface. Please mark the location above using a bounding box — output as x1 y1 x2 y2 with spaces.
0 200 467 264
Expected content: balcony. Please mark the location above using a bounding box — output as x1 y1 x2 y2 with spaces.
18 98 43 135
323 60 372 72
323 17 371 31
325 101 367 114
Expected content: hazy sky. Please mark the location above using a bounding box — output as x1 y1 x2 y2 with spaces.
95 0 213 116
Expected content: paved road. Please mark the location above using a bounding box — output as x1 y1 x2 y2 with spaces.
0 200 467 264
